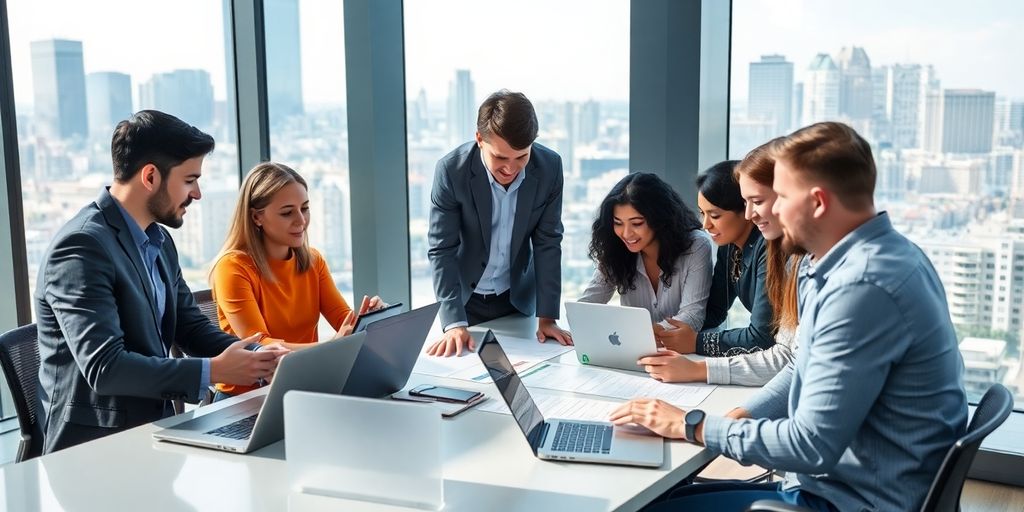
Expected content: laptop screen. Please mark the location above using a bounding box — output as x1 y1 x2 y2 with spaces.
477 331 547 453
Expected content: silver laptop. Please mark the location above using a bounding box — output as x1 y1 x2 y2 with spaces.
152 331 365 453
565 302 659 371
477 330 663 468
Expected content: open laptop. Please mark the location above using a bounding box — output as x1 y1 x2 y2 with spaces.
565 302 659 371
342 302 441 398
152 331 365 453
477 330 663 468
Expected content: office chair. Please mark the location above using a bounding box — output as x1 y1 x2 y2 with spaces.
746 383 1015 512
191 288 220 406
168 289 222 409
0 323 44 462
191 288 219 325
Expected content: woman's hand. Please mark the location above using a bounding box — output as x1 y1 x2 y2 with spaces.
637 350 707 383
653 318 697 353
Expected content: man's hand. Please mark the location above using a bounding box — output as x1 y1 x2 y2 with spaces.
210 336 285 386
536 317 573 346
609 398 686 439
654 318 697 354
426 326 476 357
637 350 707 383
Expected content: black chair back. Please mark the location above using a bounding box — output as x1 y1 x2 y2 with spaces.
920 383 1013 512
0 323 44 462
192 288 219 326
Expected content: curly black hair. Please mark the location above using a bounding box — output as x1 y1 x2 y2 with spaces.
588 172 703 294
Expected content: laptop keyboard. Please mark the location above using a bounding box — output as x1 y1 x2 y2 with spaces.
550 422 613 454
205 414 258 440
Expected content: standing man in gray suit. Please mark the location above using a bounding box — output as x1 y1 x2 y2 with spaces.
427 90 571 357
36 110 287 453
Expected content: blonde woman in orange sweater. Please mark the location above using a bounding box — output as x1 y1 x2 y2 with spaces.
210 162 381 399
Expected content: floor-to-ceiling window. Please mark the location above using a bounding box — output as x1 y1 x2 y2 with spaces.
731 0 1024 410
264 0 353 302
403 0 631 310
6 0 240 298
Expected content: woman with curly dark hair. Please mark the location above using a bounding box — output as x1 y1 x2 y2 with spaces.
579 172 713 343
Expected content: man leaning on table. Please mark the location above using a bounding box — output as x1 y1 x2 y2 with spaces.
426 90 571 357
611 122 967 511
35 110 288 454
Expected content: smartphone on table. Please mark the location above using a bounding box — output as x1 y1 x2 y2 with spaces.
408 384 483 404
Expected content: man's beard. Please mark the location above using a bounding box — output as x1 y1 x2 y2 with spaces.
780 230 808 257
147 182 191 229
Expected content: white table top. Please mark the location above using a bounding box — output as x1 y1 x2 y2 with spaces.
0 315 757 511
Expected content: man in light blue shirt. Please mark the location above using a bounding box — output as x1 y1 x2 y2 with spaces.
427 90 571 357
611 122 967 511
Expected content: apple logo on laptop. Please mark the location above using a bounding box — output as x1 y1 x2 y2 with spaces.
608 332 621 346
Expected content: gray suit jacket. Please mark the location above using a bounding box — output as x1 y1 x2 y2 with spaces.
35 188 238 453
428 142 564 327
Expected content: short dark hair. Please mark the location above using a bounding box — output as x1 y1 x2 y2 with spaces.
695 160 744 212
111 110 215 183
477 90 538 150
770 122 876 210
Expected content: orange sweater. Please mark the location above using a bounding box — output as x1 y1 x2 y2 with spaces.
210 248 351 395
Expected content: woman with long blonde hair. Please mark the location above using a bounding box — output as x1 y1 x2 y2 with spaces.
209 162 380 399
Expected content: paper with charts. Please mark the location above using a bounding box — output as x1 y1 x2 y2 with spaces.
412 335 575 383
518 362 716 408
476 388 624 422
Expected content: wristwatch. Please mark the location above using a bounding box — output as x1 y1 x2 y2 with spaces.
684 409 706 441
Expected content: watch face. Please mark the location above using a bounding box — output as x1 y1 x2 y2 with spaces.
685 409 706 425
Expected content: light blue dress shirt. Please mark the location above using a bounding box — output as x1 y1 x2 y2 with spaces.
443 155 527 331
475 154 527 295
703 213 967 511
113 198 211 398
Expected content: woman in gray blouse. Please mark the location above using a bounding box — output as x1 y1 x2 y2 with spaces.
640 142 802 386
578 172 713 339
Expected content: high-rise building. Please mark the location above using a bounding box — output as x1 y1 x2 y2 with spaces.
802 53 839 126
942 89 996 154
138 69 215 128
887 64 923 150
919 66 942 153
791 82 804 131
748 55 793 134
30 39 88 141
578 100 601 144
265 0 304 125
86 72 132 139
836 47 872 122
917 229 1024 335
447 69 476 147
990 148 1018 194
409 88 429 135
875 150 904 200
1011 101 1024 135
959 338 1010 398
870 65 891 145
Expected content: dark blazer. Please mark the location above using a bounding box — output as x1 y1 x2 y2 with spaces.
428 142 564 327
35 188 238 453
697 227 776 356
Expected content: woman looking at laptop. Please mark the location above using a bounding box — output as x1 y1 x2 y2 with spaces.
578 172 713 338
639 142 800 385
641 159 776 360
209 162 382 400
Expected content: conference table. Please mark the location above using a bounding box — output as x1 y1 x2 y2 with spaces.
0 315 758 511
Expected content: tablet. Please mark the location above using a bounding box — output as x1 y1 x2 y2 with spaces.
352 302 405 333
